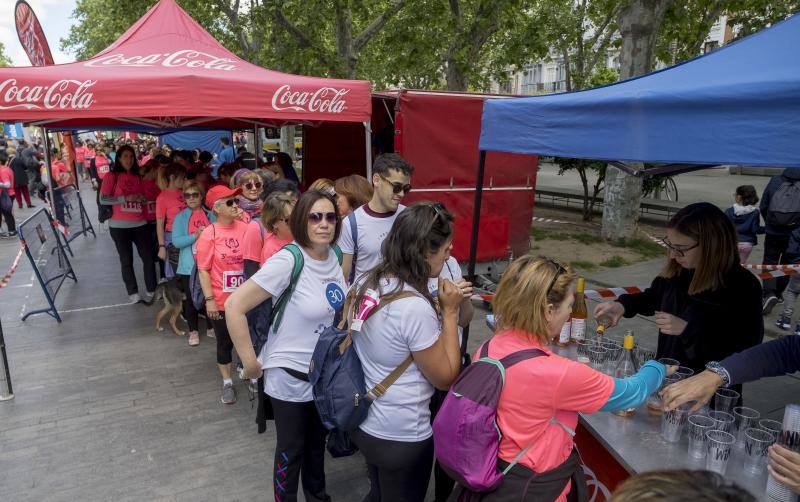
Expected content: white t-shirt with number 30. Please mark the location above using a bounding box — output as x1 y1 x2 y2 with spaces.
252 244 346 402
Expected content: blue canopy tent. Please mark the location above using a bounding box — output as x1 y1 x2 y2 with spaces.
467 13 800 278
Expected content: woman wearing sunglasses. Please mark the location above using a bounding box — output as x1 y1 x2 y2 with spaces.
232 168 264 222
225 190 346 502
594 202 763 380
171 181 217 346
195 185 249 405
448 256 666 502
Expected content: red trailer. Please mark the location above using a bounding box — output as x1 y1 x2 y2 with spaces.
303 89 538 279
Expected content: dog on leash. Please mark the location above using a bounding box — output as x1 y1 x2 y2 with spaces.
155 277 186 337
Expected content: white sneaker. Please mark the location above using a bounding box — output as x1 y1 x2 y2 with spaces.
141 291 155 305
129 293 141 303
206 328 215 338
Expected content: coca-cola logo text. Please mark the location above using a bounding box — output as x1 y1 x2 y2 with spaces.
85 50 238 71
271 85 349 114
0 79 96 110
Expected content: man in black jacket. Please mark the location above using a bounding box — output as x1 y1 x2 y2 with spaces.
760 167 800 314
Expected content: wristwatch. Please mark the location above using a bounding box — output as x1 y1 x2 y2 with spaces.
705 361 731 387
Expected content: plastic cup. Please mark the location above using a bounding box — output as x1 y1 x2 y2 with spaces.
713 388 740 413
705 430 735 475
588 346 608 371
647 372 682 415
743 428 776 474
675 366 695 379
661 404 690 443
759 418 783 436
687 414 715 459
733 406 761 447
708 410 735 433
766 404 800 502
575 339 592 364
633 346 655 368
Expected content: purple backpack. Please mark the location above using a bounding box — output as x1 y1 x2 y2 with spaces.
432 340 547 492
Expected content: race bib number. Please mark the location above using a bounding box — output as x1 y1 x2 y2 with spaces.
222 270 245 292
326 283 345 310
121 201 142 213
99 165 110 175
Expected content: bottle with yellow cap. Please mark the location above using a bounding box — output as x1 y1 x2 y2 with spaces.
612 331 638 418
570 277 587 344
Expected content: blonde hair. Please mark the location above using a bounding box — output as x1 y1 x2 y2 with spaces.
612 469 753 502
309 178 335 194
182 180 206 200
492 255 576 343
232 169 261 189
261 192 297 233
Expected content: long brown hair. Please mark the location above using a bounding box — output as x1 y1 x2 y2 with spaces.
660 202 738 294
492 255 575 343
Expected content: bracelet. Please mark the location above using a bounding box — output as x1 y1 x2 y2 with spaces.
205 296 214 301
159 244 166 248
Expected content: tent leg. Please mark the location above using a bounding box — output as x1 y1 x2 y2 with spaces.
467 151 486 283
364 121 372 179
253 125 259 160
41 128 58 224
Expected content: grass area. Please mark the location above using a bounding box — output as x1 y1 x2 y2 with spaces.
612 237 665 259
599 255 629 268
569 260 598 272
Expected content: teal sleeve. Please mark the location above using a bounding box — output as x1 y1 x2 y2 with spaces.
171 211 195 250
599 361 665 412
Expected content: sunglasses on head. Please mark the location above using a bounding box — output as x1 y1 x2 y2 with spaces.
244 181 262 190
183 192 201 199
380 174 412 195
545 258 567 294
308 212 337 224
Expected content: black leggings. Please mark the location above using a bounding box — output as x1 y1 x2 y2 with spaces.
178 274 212 332
270 397 330 502
109 224 157 295
351 428 434 502
210 314 234 365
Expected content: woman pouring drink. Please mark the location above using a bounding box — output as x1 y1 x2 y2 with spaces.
593 203 763 397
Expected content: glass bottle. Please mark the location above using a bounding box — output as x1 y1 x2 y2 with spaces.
570 277 587 344
612 331 638 418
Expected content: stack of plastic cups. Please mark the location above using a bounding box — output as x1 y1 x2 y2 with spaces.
767 404 800 502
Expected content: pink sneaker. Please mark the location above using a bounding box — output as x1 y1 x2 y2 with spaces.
188 331 200 346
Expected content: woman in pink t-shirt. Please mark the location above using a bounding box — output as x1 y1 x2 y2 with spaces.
93 147 111 186
242 191 297 274
99 145 157 304
155 163 187 278
449 256 667 502
195 185 248 405
232 169 264 221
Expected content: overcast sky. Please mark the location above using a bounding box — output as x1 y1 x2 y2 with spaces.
0 0 78 66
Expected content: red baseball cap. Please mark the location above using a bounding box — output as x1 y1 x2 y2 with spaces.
205 185 242 209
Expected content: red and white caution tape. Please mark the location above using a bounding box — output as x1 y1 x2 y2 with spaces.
643 232 667 248
531 216 572 225
474 285 649 304
53 220 68 236
0 243 25 289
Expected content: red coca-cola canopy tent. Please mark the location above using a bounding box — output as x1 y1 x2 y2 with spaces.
0 0 372 130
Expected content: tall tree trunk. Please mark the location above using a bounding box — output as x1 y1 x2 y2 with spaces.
280 125 296 161
601 0 671 241
445 59 469 91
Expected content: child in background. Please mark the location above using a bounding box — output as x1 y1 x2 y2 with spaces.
724 185 764 264
774 223 800 334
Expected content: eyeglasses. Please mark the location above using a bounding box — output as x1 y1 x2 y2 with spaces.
244 181 262 190
546 258 567 294
220 199 238 208
183 192 201 199
661 237 698 257
380 175 412 195
308 212 337 225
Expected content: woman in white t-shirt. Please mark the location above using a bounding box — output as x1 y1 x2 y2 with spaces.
225 190 345 502
351 202 466 502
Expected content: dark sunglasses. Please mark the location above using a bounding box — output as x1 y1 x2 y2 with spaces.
380 174 412 195
661 237 698 257
183 192 201 199
546 258 567 294
223 199 238 208
308 212 337 224
244 181 262 190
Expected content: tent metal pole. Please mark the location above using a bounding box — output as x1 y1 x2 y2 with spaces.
364 121 373 178
253 125 259 159
467 150 487 283
41 128 58 222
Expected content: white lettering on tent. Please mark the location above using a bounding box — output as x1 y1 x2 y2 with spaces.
0 79 96 110
84 50 238 71
271 85 349 114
